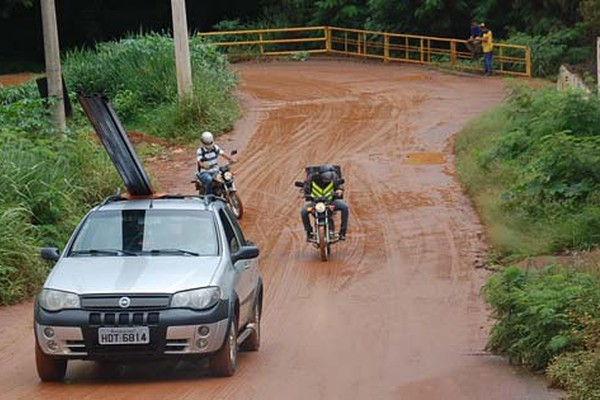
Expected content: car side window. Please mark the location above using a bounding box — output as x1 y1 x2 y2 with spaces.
224 207 247 245
218 209 240 253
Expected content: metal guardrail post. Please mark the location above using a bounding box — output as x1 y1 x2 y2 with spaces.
384 34 389 62
259 32 264 55
525 47 531 78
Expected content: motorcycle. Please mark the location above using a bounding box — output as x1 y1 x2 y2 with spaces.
295 180 343 261
193 150 244 219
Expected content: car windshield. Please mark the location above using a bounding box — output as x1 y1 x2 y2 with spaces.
69 209 218 256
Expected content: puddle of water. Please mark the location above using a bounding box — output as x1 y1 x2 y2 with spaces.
403 152 445 165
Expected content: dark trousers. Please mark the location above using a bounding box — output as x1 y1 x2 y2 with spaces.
484 52 493 75
301 199 349 235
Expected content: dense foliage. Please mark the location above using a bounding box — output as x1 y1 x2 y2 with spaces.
0 87 120 304
62 33 240 140
456 83 600 398
483 265 600 398
456 85 600 256
0 33 241 304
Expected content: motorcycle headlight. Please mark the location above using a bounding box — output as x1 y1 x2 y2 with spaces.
171 287 222 310
38 289 80 311
315 202 326 213
223 171 233 181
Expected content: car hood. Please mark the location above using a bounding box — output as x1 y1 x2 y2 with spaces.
44 256 222 295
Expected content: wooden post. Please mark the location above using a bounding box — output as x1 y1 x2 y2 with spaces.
171 0 193 102
450 40 456 67
40 0 66 131
325 27 331 53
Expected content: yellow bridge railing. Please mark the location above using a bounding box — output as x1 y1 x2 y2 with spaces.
198 26 531 77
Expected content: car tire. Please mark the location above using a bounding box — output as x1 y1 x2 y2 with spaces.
240 296 261 352
35 342 67 382
209 317 238 377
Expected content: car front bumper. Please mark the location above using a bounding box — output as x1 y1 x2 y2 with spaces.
34 299 230 361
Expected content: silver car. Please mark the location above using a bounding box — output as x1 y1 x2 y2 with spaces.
35 195 262 381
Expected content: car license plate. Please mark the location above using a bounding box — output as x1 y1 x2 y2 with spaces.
98 327 150 345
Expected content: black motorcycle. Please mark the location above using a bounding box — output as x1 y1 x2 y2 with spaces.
295 181 341 261
193 151 244 219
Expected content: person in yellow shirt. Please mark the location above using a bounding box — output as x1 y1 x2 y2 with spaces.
480 23 494 75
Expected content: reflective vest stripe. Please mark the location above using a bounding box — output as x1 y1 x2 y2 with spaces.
311 181 334 200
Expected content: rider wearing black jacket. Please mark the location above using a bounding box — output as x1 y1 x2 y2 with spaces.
300 165 349 241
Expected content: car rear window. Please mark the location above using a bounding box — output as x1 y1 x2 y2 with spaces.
69 209 218 256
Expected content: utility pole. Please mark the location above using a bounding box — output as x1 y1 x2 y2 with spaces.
597 37 600 95
40 0 66 131
171 0 193 102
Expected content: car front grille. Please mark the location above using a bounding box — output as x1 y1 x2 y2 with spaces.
88 312 160 327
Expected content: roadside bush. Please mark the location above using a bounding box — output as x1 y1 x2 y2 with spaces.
456 85 600 255
548 351 600 400
62 33 239 138
483 265 600 370
0 93 119 305
505 29 592 78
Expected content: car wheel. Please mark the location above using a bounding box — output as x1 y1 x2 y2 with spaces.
35 342 67 382
209 317 238 377
240 296 261 352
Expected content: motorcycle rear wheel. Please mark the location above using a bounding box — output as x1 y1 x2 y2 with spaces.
318 225 328 261
228 192 244 219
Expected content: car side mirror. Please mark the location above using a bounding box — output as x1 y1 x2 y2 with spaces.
232 245 259 263
294 181 304 188
41 247 60 262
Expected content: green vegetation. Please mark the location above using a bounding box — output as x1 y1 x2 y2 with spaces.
456 85 600 256
483 266 600 368
0 93 120 304
0 33 241 304
63 33 240 140
456 84 600 398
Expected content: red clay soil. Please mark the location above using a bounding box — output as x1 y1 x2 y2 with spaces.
0 60 564 399
0 72 37 87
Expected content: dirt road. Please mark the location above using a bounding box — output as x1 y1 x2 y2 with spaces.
0 60 563 399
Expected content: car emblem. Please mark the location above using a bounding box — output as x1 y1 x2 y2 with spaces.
118 297 131 308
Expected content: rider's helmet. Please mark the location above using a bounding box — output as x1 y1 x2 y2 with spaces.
320 170 338 184
201 131 214 146
318 164 336 173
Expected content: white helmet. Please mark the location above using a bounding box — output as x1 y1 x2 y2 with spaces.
200 131 214 146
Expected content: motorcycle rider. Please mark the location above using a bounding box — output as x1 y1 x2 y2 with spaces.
300 164 349 242
196 131 236 195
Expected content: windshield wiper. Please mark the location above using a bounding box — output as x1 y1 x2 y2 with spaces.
147 249 199 256
71 249 139 256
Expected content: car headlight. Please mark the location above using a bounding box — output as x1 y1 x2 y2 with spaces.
38 289 80 311
171 287 221 310
315 202 326 213
223 171 233 181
